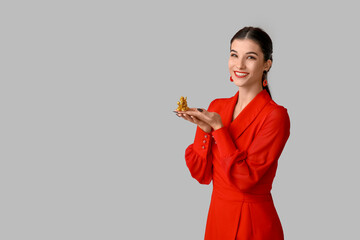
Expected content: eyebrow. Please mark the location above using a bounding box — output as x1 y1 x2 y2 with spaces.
230 50 259 56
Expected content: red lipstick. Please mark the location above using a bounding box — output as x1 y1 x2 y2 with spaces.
234 71 249 78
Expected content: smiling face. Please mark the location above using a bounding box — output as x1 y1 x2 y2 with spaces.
229 39 271 89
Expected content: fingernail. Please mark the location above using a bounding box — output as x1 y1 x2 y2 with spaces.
197 108 203 112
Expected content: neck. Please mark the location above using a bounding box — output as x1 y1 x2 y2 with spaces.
236 85 263 111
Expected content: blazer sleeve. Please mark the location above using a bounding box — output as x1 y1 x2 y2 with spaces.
211 106 290 192
184 101 215 185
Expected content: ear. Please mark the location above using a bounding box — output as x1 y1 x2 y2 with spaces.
264 59 272 71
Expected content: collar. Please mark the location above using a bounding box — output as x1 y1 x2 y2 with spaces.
226 89 271 140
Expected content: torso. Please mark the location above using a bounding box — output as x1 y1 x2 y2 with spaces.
232 89 263 122
232 104 243 121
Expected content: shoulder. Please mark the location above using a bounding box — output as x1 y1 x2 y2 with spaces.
267 99 289 118
263 99 290 131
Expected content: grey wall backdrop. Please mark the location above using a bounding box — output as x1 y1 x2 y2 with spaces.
1 0 359 239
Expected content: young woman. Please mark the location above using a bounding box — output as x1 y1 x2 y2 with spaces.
175 27 290 240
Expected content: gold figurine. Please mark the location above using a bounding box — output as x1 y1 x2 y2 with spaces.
176 96 189 111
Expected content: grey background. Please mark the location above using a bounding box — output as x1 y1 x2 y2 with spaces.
1 0 359 239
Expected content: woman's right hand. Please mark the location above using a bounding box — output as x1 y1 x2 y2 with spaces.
176 108 212 133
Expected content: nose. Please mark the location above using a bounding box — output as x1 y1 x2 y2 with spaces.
237 57 245 69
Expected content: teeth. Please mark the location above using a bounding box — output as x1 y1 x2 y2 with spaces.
235 72 248 76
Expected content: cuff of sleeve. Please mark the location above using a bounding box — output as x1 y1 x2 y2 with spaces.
193 126 212 158
212 126 237 157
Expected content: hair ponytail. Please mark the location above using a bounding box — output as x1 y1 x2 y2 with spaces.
262 70 272 99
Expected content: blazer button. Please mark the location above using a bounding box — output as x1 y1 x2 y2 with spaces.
202 146 205 149
204 135 208 139
203 140 206 144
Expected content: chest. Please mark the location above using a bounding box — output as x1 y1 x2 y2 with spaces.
224 107 269 150
232 106 242 122
233 122 263 149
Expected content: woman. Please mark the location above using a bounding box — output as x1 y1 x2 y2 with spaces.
175 27 290 240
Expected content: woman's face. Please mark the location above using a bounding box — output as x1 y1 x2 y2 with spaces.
228 39 271 89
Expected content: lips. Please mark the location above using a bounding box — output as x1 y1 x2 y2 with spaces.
234 71 249 78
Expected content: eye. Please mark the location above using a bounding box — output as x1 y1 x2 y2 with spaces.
230 53 238 57
247 56 256 60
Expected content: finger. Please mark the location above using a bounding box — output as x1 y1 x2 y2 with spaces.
186 109 210 122
189 115 200 124
182 113 195 123
177 113 193 123
190 116 208 127
174 110 183 117
189 115 208 126
197 108 210 115
196 108 213 121
182 108 203 116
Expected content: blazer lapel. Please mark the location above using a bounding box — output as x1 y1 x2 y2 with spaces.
228 89 271 140
220 91 239 128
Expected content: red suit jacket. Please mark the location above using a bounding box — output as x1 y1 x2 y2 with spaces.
185 89 290 240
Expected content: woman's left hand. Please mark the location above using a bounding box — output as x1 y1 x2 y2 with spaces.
178 108 224 131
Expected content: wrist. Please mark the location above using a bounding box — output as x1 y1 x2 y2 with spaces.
212 123 224 131
199 124 212 133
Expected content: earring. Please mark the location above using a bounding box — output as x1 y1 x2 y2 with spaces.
263 79 268 87
230 76 234 82
262 70 268 87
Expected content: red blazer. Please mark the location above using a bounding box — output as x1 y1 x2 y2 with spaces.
185 89 290 240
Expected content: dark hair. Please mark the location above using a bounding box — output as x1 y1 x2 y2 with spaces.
230 27 273 98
